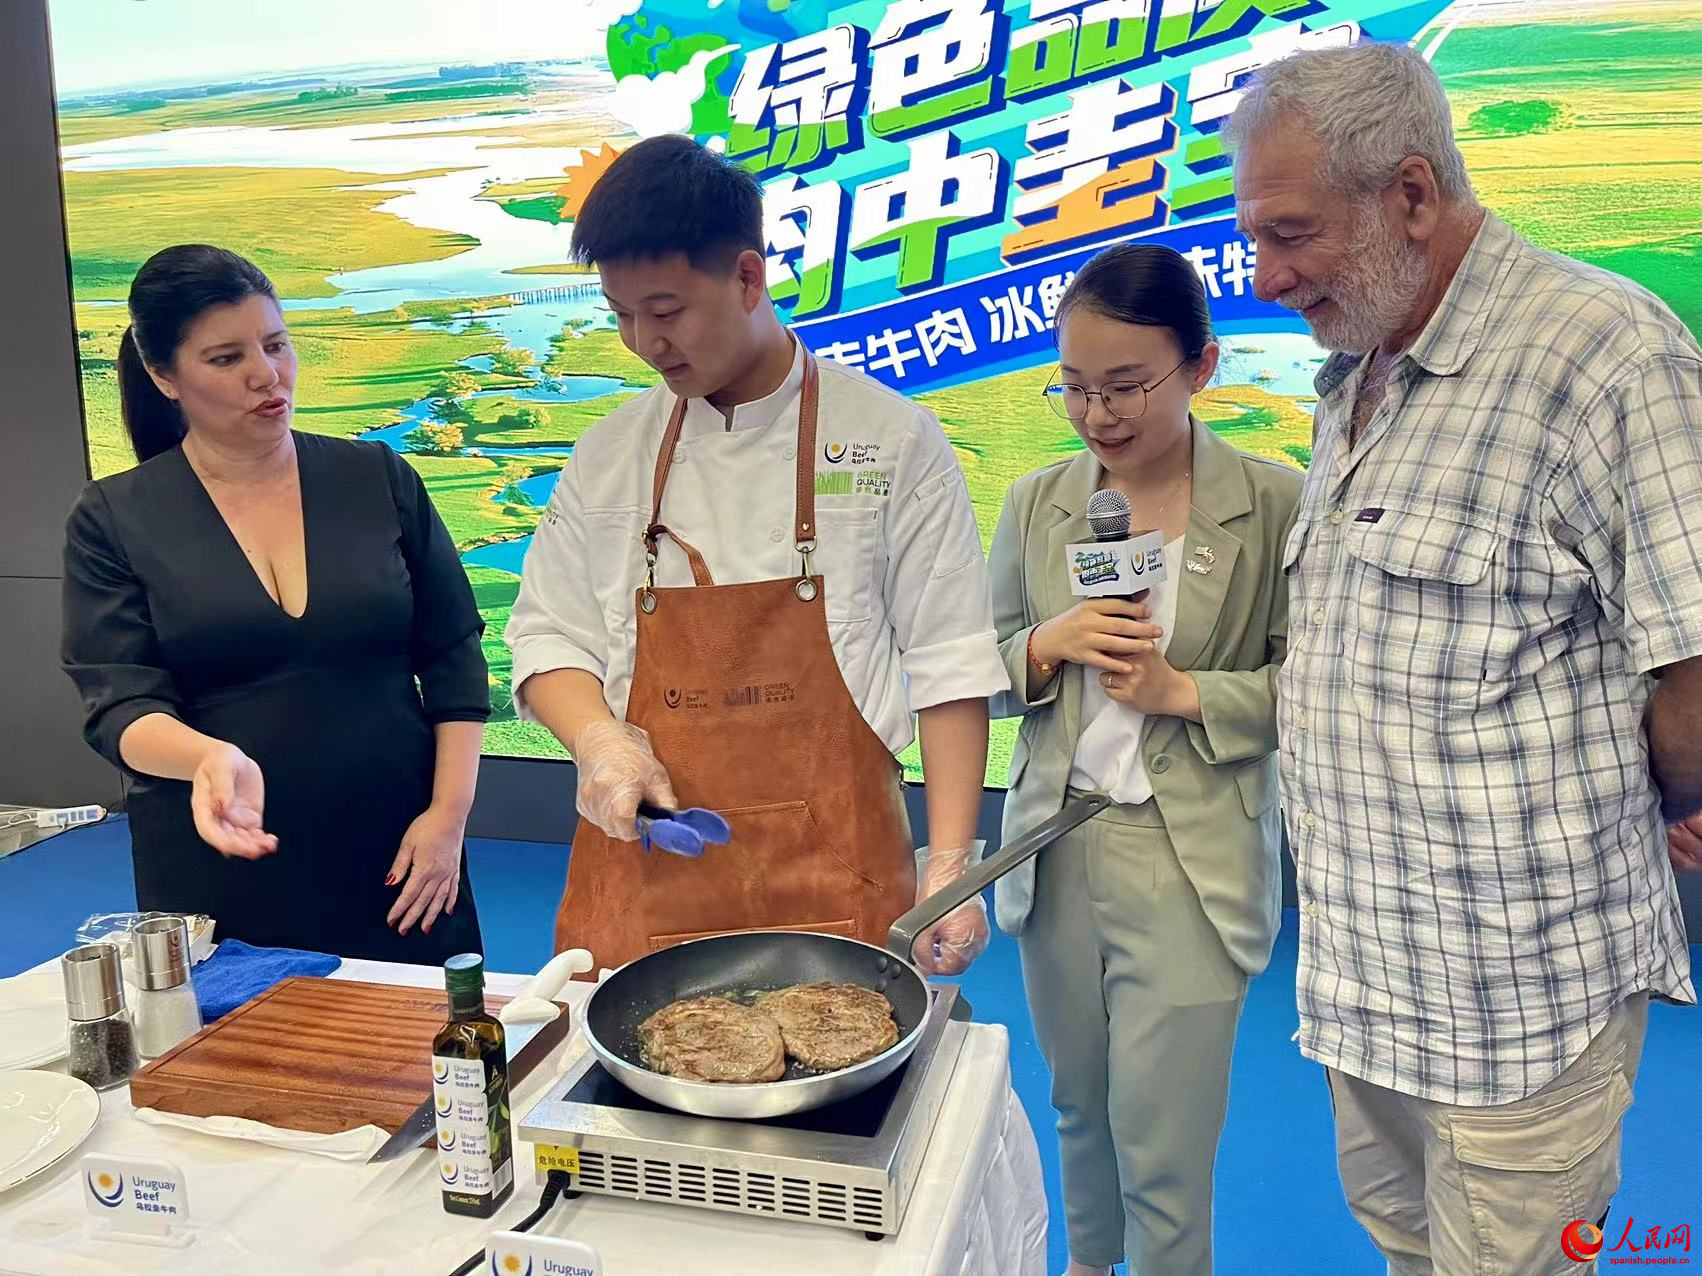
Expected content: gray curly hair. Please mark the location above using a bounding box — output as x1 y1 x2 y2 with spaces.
1224 42 1475 204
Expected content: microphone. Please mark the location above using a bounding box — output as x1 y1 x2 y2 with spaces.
1068 489 1168 602
1086 488 1133 543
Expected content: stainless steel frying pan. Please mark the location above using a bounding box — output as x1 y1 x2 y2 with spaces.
579 793 1114 1119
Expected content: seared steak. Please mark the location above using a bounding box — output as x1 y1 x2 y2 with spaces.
758 983 899 1070
638 997 786 1083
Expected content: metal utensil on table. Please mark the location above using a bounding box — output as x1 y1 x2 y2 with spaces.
575 793 1113 1120
635 801 732 858
365 952 583 1164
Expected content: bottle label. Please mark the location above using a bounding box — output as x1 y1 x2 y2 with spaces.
432 1055 512 1200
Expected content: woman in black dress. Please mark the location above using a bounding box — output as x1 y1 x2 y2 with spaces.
62 244 488 963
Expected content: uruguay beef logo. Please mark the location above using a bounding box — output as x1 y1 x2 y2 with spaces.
437 1127 458 1152
88 1170 125 1208
823 442 847 464
440 1160 460 1186
432 1060 451 1084
490 1253 534 1276
1072 548 1122 589
1562 1219 1605 1262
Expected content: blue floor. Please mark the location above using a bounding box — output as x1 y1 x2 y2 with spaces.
5 817 1697 1274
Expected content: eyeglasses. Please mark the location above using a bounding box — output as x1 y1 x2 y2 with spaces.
1042 358 1188 422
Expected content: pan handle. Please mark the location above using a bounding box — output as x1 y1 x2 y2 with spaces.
885 793 1114 959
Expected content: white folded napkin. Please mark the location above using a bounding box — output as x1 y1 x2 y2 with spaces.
132 1107 389 1162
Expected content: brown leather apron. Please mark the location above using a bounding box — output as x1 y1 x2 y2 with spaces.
554 349 915 969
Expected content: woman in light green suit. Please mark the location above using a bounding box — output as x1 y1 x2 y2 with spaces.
988 244 1300 1276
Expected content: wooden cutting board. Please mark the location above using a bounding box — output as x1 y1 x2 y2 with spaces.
129 978 573 1135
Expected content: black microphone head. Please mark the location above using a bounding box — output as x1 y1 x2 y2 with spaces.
1086 488 1132 541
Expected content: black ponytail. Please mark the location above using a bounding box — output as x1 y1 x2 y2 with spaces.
120 245 279 463
116 325 185 462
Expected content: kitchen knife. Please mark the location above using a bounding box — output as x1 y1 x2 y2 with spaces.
366 954 581 1164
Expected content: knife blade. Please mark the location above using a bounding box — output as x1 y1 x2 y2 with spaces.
366 1012 561 1163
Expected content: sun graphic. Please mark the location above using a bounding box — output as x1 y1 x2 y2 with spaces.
557 143 622 221
502 1255 525 1274
97 1173 115 1190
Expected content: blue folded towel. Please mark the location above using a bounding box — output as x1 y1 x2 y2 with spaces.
191 939 342 1020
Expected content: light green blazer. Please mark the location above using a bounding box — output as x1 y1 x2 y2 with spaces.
989 418 1301 977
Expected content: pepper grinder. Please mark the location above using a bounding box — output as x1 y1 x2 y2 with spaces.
62 943 136 1090
132 915 203 1060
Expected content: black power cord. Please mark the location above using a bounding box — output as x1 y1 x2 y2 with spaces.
447 1170 573 1276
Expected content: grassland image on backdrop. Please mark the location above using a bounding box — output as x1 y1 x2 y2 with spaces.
48 0 1702 781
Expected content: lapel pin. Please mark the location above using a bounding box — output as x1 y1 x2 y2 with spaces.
1185 560 1213 575
1194 545 1215 564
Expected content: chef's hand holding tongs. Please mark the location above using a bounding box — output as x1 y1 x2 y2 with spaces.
570 720 678 842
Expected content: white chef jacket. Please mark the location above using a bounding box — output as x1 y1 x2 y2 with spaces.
1068 534 1184 805
506 340 1009 754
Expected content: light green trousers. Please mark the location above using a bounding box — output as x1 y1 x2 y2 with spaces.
1019 797 1248 1273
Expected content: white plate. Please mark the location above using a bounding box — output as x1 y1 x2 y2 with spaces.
0 1070 101 1193
0 973 68 1070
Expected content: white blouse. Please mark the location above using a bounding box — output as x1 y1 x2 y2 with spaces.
1068 535 1186 805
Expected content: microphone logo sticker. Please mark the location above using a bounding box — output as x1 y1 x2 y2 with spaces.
1072 548 1123 589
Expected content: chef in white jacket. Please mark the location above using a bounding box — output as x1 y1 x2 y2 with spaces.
505 135 1009 974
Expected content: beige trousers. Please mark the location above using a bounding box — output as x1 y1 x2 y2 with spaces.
1328 993 1649 1276
1018 797 1248 1273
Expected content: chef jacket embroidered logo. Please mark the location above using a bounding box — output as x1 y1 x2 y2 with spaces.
88 1171 125 1207
823 441 880 466
854 469 892 497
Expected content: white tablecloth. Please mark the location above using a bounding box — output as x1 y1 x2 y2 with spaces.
0 959 1047 1275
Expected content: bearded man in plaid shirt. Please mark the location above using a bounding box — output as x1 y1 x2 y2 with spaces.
1229 42 1701 1276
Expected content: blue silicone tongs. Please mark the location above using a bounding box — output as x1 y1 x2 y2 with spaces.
636 802 732 858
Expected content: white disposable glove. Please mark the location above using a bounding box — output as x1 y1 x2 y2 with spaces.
569 721 678 842
909 841 991 975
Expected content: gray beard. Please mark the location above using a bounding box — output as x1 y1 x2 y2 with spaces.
1299 217 1430 355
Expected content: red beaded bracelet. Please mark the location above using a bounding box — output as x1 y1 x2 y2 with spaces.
1027 628 1055 677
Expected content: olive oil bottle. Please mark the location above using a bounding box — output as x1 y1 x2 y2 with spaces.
432 953 514 1218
